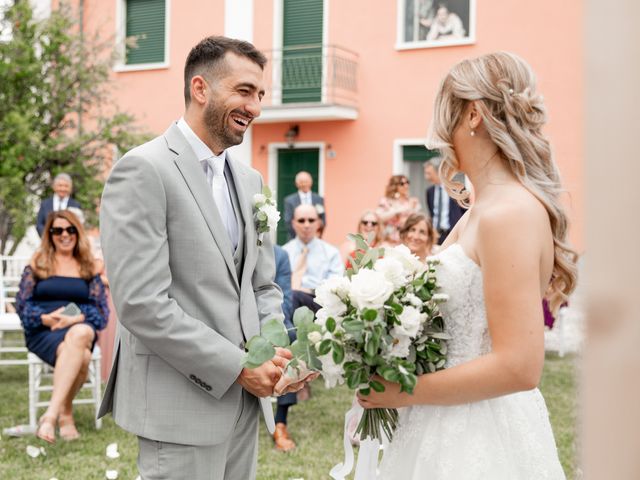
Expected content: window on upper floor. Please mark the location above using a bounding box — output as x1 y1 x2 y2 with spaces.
396 0 476 51
115 0 169 71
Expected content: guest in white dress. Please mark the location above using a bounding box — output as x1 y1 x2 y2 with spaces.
357 52 578 479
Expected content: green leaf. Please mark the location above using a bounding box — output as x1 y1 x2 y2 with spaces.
241 336 275 368
370 379 385 392
317 338 332 355
362 309 378 321
262 185 273 198
326 317 336 333
332 341 345 364
261 318 290 347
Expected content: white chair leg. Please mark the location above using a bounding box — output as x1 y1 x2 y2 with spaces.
28 355 39 429
93 353 102 429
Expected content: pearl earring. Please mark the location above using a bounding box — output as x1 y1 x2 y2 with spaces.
470 130 475 137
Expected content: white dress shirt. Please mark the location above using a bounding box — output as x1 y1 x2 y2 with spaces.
53 195 69 211
298 190 312 205
176 118 238 250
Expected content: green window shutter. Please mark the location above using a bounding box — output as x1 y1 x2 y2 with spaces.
276 148 319 245
125 0 166 65
282 0 323 103
403 145 440 162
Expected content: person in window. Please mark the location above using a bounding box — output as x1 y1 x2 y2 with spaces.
16 210 108 443
426 4 466 42
376 175 421 246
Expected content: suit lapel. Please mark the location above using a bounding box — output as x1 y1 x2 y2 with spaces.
227 158 258 280
164 124 240 293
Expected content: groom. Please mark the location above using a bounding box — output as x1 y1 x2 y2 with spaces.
98 36 297 479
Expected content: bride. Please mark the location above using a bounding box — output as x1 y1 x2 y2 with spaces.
357 52 577 479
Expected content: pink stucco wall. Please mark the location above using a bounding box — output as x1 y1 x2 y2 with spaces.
90 0 584 251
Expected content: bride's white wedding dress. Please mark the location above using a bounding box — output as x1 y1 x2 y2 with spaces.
378 244 566 479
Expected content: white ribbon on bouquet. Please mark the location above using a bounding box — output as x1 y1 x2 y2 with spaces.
329 403 389 480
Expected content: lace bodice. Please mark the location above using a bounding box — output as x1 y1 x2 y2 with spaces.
435 244 492 367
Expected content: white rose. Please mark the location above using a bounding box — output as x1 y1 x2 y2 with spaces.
262 204 280 230
318 353 345 389
396 305 426 337
374 257 406 289
315 277 350 316
253 193 266 204
385 244 425 275
388 326 412 358
403 293 423 308
307 331 322 345
348 269 394 310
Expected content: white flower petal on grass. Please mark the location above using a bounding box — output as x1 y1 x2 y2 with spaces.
374 257 406 289
26 445 41 458
106 442 120 459
348 269 394 310
105 470 118 480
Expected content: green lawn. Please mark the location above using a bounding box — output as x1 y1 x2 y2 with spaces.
0 353 577 479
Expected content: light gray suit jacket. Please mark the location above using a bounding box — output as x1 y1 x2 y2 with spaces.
98 123 283 446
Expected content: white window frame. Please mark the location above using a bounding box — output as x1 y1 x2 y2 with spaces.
114 0 170 72
395 0 476 51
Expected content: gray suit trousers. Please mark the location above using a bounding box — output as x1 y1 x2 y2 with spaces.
137 390 259 480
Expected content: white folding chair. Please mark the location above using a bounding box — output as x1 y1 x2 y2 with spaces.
28 347 102 429
0 256 29 366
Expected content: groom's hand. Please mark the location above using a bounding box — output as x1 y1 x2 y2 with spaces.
237 361 281 397
271 347 293 370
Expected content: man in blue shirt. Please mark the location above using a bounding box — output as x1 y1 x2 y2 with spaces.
282 204 343 312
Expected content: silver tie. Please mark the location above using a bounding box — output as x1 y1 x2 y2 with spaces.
205 157 238 250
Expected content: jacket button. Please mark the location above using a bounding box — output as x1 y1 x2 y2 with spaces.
205 385 212 391
239 341 245 350
189 374 196 380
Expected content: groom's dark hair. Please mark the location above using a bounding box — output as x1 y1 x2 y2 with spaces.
184 36 267 106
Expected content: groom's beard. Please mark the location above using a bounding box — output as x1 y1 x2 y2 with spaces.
204 99 245 150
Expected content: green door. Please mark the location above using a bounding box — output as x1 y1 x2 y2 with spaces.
277 148 320 245
282 0 323 103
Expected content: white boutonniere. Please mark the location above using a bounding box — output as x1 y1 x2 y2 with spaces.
253 186 280 246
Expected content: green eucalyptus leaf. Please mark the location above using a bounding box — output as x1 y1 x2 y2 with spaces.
261 318 290 347
242 336 275 368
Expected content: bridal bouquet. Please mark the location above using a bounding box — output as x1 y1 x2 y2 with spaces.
243 235 449 442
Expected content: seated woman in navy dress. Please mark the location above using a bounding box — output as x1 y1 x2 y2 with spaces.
16 210 108 444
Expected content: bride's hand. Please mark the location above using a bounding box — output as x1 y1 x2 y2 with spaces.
356 376 413 409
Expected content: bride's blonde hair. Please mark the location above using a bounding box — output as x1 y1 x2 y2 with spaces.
427 51 578 313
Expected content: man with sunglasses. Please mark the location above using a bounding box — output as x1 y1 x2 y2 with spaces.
98 37 307 480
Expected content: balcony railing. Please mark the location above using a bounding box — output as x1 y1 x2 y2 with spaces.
256 44 359 123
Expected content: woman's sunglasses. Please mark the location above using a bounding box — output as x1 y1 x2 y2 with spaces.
49 226 78 236
360 220 378 227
